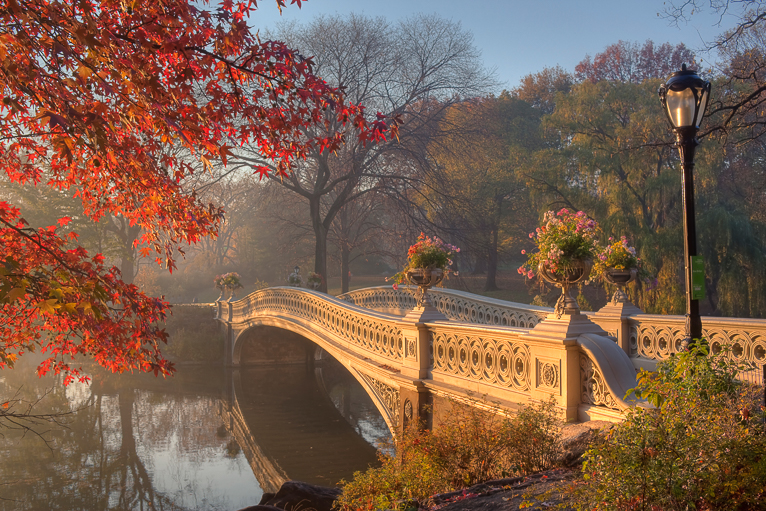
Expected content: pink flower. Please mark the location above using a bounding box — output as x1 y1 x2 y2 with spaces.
392 283 399 290
521 249 526 255
527 270 534 279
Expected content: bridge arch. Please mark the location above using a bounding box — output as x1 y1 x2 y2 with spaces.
220 362 385 492
217 286 642 425
229 314 403 435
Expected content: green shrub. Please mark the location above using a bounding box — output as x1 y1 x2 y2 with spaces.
576 344 766 510
336 398 561 511
336 426 449 511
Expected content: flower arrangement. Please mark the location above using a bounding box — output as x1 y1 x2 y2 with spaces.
214 272 243 291
595 236 639 272
287 271 303 286
389 233 459 290
518 209 600 279
593 236 653 286
306 272 323 289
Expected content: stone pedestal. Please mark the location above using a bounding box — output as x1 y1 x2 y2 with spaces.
525 312 607 422
397 380 431 434
593 300 642 357
399 305 447 379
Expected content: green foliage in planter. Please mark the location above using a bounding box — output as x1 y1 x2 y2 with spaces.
336 398 561 511
576 344 766 510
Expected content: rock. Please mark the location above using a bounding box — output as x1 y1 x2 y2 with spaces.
557 420 613 467
430 469 577 511
257 493 276 505
250 481 342 511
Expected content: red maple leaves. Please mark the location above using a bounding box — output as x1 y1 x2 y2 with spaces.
0 0 394 381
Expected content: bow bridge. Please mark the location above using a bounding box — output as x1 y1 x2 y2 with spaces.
215 286 766 432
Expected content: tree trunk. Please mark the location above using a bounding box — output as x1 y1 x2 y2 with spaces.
484 227 500 292
310 197 329 293
341 243 351 293
119 223 141 285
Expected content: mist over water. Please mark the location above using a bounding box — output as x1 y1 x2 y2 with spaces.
0 356 389 511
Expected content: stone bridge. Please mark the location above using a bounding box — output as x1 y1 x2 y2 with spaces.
215 286 766 433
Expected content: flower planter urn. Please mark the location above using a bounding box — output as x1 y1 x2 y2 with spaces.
405 268 444 307
604 267 637 304
538 260 592 317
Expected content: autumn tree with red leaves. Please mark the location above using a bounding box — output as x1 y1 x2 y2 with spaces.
0 0 391 383
575 40 696 83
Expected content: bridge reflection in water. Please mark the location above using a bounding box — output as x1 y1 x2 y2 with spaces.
220 354 390 493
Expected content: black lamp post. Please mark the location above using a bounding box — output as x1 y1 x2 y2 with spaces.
658 64 711 347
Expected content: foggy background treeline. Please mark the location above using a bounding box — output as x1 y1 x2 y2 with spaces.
3 11 766 318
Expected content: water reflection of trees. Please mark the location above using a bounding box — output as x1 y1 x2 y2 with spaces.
0 362 248 511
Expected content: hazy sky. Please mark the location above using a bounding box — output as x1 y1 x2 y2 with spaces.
251 0 739 90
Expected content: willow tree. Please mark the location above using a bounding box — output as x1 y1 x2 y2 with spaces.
536 61 766 316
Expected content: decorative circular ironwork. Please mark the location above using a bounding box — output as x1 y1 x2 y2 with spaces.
540 362 558 388
404 399 413 421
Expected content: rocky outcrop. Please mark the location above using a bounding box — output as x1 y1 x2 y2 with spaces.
429 469 577 511
238 481 341 511
557 420 614 467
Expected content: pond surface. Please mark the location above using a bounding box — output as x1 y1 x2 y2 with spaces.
0 357 390 511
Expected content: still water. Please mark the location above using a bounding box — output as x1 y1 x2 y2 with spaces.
0 357 390 511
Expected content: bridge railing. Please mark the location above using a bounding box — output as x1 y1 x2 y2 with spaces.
340 286 551 328
340 286 766 385
219 286 765 425
427 321 533 398
222 287 405 366
630 313 766 384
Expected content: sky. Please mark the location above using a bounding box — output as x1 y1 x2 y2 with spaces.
250 0 740 90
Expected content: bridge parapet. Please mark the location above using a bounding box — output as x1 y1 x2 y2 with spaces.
630 313 766 383
339 286 766 385
339 286 551 327
220 287 404 366
219 286 644 424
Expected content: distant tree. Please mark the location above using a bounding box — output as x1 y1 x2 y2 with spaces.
512 66 574 115
234 13 494 291
328 192 389 293
424 94 541 291
575 40 695 83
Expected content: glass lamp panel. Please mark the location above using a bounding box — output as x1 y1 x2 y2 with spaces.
666 88 696 127
694 87 709 127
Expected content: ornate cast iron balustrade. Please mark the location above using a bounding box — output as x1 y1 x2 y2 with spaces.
339 286 766 384
219 286 642 422
229 287 404 364
631 314 766 383
428 323 532 395
340 286 551 328
219 285 766 423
